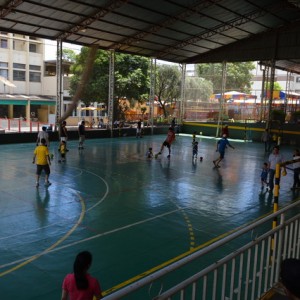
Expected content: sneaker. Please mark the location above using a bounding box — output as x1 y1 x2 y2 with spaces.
44 181 52 187
36 182 39 188
167 155 170 158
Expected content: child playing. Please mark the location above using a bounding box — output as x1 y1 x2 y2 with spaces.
193 141 198 159
261 162 269 190
155 127 176 159
58 140 67 163
146 147 153 158
192 131 197 145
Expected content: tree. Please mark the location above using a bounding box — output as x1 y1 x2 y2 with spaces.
156 64 181 117
196 62 255 94
61 49 77 62
69 47 150 120
185 77 213 101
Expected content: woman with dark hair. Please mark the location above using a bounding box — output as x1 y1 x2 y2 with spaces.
61 251 103 300
281 258 300 299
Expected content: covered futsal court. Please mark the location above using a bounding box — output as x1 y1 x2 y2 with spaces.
0 133 298 299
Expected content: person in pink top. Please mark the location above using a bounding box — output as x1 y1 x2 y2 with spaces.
155 127 176 159
61 251 103 300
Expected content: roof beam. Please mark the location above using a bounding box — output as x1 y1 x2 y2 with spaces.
56 0 128 40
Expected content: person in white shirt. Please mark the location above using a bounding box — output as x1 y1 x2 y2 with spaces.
36 126 49 147
291 149 300 190
268 145 286 192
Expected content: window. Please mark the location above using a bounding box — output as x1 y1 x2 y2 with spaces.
296 77 300 83
13 63 25 69
29 65 41 71
29 43 37 53
29 71 41 82
0 39 7 48
0 69 8 78
0 62 8 68
0 62 9 79
13 70 25 81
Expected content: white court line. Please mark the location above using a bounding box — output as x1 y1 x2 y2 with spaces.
0 207 182 269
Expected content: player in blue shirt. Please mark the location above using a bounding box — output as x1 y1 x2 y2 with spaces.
213 134 235 168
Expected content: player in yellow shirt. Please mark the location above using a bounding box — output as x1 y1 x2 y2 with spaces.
32 138 51 187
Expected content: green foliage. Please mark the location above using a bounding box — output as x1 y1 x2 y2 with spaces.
195 62 255 93
156 64 181 116
185 77 213 101
61 49 77 62
265 82 283 91
69 48 150 110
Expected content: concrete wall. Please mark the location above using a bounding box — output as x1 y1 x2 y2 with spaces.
0 126 168 145
182 121 300 146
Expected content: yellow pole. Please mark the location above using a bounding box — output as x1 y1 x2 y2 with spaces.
272 163 281 229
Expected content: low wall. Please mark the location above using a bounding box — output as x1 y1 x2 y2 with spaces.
0 126 168 145
182 122 300 146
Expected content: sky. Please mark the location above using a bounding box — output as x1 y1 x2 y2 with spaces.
43 39 192 70
44 39 82 60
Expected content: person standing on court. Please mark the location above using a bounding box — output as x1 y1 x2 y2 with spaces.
136 119 142 138
60 120 68 149
268 145 286 193
221 125 229 137
291 149 300 190
32 138 51 187
261 128 271 152
36 126 50 147
78 120 86 149
61 251 103 300
213 134 235 168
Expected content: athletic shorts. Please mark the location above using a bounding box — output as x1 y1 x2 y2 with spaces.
36 164 50 175
163 141 170 148
219 151 225 159
79 135 85 142
60 136 67 142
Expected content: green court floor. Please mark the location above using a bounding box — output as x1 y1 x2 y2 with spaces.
0 134 299 300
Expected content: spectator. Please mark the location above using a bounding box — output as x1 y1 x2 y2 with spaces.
78 120 86 150
280 258 300 300
261 128 271 153
61 251 103 300
222 125 229 137
136 119 142 138
268 145 286 193
291 149 300 190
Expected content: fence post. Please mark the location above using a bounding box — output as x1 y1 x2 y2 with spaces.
273 163 281 229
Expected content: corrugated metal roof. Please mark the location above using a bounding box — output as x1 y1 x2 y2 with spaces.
0 0 300 71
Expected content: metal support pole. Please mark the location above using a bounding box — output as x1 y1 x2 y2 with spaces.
284 71 291 115
179 63 186 126
267 60 276 128
260 65 266 122
55 39 63 129
108 49 115 137
216 61 227 137
149 58 156 135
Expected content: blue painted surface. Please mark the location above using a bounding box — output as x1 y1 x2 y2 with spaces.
0 134 299 299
